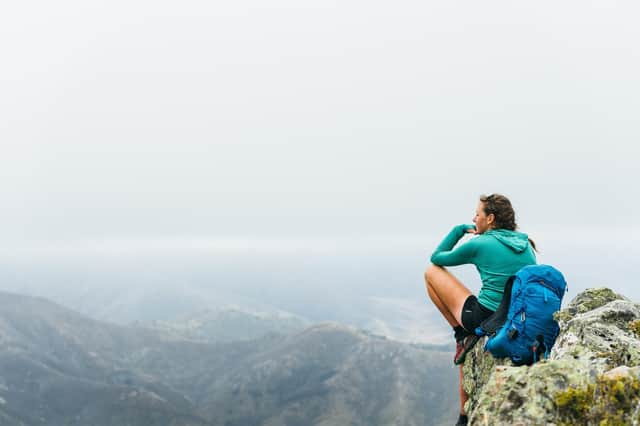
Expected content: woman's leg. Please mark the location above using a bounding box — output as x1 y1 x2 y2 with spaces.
424 265 472 327
425 279 458 327
459 365 468 414
424 264 473 418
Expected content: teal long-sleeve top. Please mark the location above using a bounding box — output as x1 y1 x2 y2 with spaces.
430 224 537 311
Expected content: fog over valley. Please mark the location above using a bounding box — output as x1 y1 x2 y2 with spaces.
2 228 638 345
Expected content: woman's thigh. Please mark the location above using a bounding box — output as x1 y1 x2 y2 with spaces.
425 265 472 325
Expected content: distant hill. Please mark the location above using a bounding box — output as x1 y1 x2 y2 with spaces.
0 291 211 425
2 261 451 346
54 286 451 346
191 324 458 426
141 307 310 343
0 290 458 425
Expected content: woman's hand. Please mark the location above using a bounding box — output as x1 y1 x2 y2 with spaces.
465 225 478 235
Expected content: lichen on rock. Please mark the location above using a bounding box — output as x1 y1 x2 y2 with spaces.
629 320 640 339
555 370 640 425
464 287 640 425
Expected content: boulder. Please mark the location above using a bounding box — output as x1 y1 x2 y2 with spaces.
463 288 640 425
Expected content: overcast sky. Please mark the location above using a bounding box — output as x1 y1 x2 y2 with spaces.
2 0 639 260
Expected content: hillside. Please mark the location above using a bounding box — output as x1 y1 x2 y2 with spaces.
0 291 458 425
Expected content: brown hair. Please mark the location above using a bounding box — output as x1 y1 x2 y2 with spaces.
480 193 537 252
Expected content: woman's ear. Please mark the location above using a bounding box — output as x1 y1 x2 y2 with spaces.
487 213 495 226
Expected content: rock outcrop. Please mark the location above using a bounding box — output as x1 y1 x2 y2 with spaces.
463 288 640 425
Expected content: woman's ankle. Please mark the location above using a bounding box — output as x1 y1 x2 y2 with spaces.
453 325 470 342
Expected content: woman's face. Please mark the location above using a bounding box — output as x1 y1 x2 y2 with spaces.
473 201 494 234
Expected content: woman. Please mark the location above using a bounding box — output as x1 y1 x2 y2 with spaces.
424 194 537 426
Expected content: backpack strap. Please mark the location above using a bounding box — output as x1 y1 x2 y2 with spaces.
531 334 547 363
475 275 516 336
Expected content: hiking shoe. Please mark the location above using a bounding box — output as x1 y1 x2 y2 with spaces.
453 325 471 342
453 326 472 364
454 339 465 364
454 335 480 365
455 414 468 425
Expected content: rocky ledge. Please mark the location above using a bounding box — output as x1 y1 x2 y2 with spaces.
463 288 640 425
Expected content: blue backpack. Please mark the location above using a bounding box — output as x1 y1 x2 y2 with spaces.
476 264 567 365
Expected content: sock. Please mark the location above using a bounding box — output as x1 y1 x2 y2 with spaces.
453 326 469 342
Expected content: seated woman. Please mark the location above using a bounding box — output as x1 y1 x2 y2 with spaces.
424 194 537 426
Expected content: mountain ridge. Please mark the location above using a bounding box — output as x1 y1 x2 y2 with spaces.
0 290 458 425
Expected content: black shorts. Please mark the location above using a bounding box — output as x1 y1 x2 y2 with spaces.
461 295 494 332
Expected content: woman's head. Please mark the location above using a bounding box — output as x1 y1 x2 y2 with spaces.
474 193 516 234
474 193 537 251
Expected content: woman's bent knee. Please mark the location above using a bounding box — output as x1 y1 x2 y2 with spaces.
425 264 444 282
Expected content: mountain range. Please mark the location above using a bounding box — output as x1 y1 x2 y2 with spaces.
0 290 458 425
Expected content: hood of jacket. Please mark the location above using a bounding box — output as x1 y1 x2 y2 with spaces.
485 229 530 253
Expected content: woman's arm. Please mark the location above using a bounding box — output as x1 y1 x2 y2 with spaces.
430 224 478 266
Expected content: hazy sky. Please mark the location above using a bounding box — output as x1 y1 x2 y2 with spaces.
2 1 639 265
